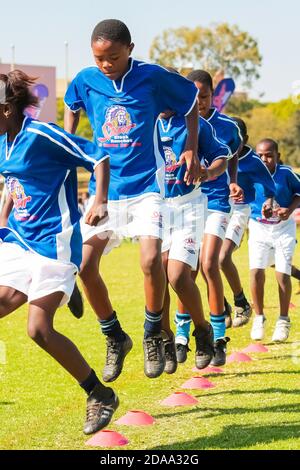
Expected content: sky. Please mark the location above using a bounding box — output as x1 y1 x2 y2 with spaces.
0 0 299 102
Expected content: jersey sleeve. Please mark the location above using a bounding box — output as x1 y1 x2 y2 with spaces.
64 73 86 112
154 66 198 116
229 121 242 156
287 169 300 196
199 119 230 167
251 158 276 198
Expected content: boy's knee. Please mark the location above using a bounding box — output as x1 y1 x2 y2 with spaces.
0 298 11 319
251 269 264 282
141 250 162 276
168 271 188 293
202 258 219 278
219 251 230 270
27 323 51 345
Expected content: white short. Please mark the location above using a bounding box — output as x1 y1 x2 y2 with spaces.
225 204 251 247
248 218 296 275
162 190 207 270
81 193 164 254
0 242 77 305
204 210 231 241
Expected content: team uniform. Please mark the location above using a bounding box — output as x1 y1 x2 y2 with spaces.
201 108 242 240
225 145 276 246
249 164 300 275
0 117 107 304
158 115 229 269
64 60 198 250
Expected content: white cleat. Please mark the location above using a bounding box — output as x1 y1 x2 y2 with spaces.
251 315 266 341
272 318 291 343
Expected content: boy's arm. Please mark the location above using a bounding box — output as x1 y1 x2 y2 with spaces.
64 107 81 134
0 194 13 226
179 103 201 185
199 158 228 183
228 155 244 203
84 158 110 226
275 195 300 221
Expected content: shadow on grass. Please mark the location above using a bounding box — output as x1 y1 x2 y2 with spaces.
0 402 15 406
218 369 300 379
149 421 300 450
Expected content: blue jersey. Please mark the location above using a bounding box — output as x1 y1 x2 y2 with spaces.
237 145 275 205
0 117 108 268
250 164 300 223
65 59 198 201
200 108 242 213
158 115 229 198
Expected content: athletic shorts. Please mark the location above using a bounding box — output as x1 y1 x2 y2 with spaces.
225 204 251 247
0 242 77 305
80 193 164 254
204 210 231 241
162 190 207 270
248 218 296 275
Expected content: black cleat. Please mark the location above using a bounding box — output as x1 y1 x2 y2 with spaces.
233 303 252 327
143 334 165 378
176 343 190 364
83 385 119 435
162 332 177 375
102 333 133 383
210 337 230 366
68 282 84 319
193 323 215 369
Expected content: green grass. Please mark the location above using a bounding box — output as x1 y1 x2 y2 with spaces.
1 234 300 450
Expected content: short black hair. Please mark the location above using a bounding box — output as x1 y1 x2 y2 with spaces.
187 70 213 90
257 138 279 153
91 19 131 45
232 117 247 140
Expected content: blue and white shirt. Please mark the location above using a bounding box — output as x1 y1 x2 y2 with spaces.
0 117 108 268
250 164 300 224
158 115 229 198
65 59 198 201
201 108 242 213
236 145 275 205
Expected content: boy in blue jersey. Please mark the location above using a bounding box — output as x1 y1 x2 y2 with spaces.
249 139 300 342
0 70 118 435
175 70 243 366
64 19 201 381
158 106 229 372
220 118 275 328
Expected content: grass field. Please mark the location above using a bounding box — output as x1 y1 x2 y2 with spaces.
1 234 300 450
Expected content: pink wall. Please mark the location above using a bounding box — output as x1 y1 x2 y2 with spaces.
0 64 56 123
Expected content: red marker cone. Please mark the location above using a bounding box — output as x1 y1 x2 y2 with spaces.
86 430 129 447
192 366 223 374
116 410 155 426
227 352 252 363
242 343 268 353
161 392 198 407
181 376 215 389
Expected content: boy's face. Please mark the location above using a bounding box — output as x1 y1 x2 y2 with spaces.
256 141 279 173
193 81 213 118
92 39 134 81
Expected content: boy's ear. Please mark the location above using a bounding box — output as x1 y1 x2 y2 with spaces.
129 43 135 54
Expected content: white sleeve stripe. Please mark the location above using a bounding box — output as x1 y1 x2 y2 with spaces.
184 90 199 117
30 122 97 165
27 128 97 165
94 154 110 169
64 100 81 113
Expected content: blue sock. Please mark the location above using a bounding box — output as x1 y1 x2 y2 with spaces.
99 312 125 341
144 308 162 339
210 312 226 341
175 312 192 345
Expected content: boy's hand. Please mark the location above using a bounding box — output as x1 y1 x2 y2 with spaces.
262 201 273 219
85 202 108 226
274 207 291 221
229 183 244 203
179 150 201 185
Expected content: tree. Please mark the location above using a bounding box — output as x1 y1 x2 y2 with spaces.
149 23 262 88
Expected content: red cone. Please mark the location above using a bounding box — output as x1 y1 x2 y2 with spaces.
181 376 215 389
242 343 268 353
86 430 129 447
161 392 198 407
116 410 155 426
227 352 252 363
192 366 223 374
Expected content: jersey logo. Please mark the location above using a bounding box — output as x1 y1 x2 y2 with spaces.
163 146 179 172
184 237 196 255
99 105 136 143
7 177 32 210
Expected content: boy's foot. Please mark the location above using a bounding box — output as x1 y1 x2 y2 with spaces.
210 337 230 367
233 303 252 327
176 342 190 363
102 333 133 382
162 332 177 375
224 301 232 329
84 385 119 435
143 334 165 378
193 323 215 369
68 282 84 319
250 315 266 341
272 318 291 342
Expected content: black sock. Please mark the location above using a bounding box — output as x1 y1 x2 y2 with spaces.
224 297 231 315
99 311 126 342
80 369 101 395
234 290 248 308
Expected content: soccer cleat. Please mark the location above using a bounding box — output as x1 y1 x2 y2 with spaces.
102 333 133 383
250 315 266 341
83 385 119 435
224 300 233 329
162 332 178 375
175 342 190 364
68 282 84 319
233 303 252 328
143 334 165 378
193 323 215 369
210 337 230 366
272 318 291 342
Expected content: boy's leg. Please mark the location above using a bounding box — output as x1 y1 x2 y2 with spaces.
250 268 266 340
0 286 27 318
140 236 166 378
80 235 132 383
272 271 292 342
27 291 118 434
